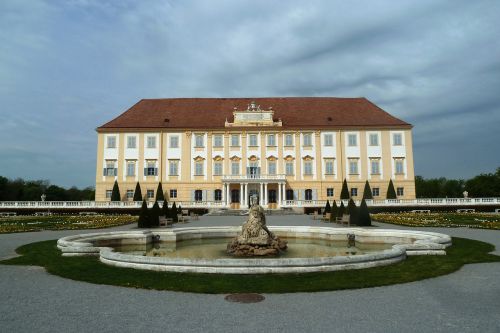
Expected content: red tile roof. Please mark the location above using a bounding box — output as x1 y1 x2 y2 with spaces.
97 97 411 131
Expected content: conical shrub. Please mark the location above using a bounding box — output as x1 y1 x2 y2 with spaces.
347 199 358 226
138 200 149 228
148 201 161 228
340 179 350 200
330 200 338 222
133 182 142 201
387 179 397 199
362 181 373 200
357 199 372 226
111 180 121 201
156 182 165 202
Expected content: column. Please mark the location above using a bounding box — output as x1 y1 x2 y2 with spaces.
259 183 264 206
264 183 268 206
278 183 282 207
222 184 226 205
226 183 230 207
240 183 243 206
244 183 248 207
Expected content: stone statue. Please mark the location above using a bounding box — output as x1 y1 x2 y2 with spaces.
227 195 287 256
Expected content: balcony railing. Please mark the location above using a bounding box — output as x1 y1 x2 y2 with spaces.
222 174 286 182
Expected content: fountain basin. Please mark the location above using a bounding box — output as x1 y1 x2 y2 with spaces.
57 226 452 274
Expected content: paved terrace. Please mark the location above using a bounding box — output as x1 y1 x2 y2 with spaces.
1 215 499 333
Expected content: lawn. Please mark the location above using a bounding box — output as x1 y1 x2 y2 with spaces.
373 212 500 230
1 237 499 293
0 215 137 233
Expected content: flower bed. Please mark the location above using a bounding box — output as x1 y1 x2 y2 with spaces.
373 212 500 230
0 215 137 233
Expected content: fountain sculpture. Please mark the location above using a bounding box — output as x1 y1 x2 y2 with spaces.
227 195 287 256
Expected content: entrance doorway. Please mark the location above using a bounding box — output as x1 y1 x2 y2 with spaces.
248 189 259 208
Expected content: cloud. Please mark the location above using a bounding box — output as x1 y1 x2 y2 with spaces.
0 0 499 187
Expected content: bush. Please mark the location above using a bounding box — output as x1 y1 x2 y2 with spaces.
362 181 373 200
133 182 143 201
138 200 149 228
171 202 178 223
324 200 331 214
387 179 397 199
156 182 165 202
149 201 161 227
162 201 170 218
111 180 121 201
357 199 372 226
330 200 338 222
338 201 346 218
340 179 350 200
347 199 358 225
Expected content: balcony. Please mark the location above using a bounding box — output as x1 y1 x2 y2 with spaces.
221 174 286 182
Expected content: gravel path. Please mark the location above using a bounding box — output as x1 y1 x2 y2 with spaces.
1 216 499 333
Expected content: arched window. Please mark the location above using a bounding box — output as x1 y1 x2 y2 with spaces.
305 189 313 201
286 189 294 201
214 189 222 201
195 190 203 201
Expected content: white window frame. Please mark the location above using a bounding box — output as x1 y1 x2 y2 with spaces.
304 161 313 175
303 133 312 147
126 161 135 177
231 161 240 175
324 159 334 175
285 162 294 176
397 187 404 196
169 189 177 198
395 159 405 174
146 136 156 149
351 188 358 197
146 190 155 199
195 161 204 176
107 136 116 149
249 134 258 146
127 136 136 149
324 134 333 146
372 187 380 197
393 133 403 146
326 188 334 197
268 161 276 175
348 134 357 147
126 190 134 199
106 190 113 199
170 136 179 148
267 134 276 146
349 159 359 175
213 135 223 147
213 162 222 176
285 134 293 146
169 160 178 176
231 134 240 147
371 159 380 175
369 133 379 146
195 134 204 148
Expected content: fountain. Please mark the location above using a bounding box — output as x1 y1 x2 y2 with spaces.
227 196 287 256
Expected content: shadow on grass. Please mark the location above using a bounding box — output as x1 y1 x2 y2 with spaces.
1 237 499 294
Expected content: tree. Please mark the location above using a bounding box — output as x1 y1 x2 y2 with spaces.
171 202 178 223
138 200 149 228
133 182 143 201
357 199 372 226
362 181 373 200
347 199 358 225
148 201 161 227
340 179 350 200
386 179 397 199
330 200 338 222
162 201 170 218
156 182 165 202
465 168 500 197
111 180 121 201
324 200 331 214
338 201 346 218
177 204 182 215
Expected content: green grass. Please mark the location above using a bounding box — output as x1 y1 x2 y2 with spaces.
1 237 499 293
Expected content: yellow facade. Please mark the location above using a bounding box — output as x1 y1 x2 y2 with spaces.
96 127 416 207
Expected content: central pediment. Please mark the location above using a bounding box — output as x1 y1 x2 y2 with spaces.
225 101 282 127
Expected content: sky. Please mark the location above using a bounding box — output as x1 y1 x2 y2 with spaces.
1 0 499 188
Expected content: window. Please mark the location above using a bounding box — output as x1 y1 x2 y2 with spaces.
372 187 380 197
126 161 135 176
231 162 239 175
393 133 403 146
249 134 258 146
106 190 112 199
351 188 358 197
369 133 379 146
303 133 312 146
285 134 293 146
107 136 116 148
127 136 136 149
371 159 380 175
348 134 357 146
395 159 404 174
104 161 117 176
268 161 276 175
195 134 204 147
213 162 222 176
169 160 178 176
267 134 276 146
126 190 134 200
147 190 154 199
285 162 294 176
397 187 404 196
324 134 333 146
286 189 294 200
145 161 157 176
170 136 179 148
214 189 222 201
326 188 334 197
349 159 358 174
304 161 313 175
169 189 177 198
305 189 313 200
231 134 239 147
194 190 203 201
213 135 223 147
324 159 334 175
195 161 204 176
146 136 156 149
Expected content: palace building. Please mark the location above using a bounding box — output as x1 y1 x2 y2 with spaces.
95 97 416 208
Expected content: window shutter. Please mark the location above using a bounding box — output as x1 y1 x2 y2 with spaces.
300 190 305 200
114 168 118 176
191 190 195 201
312 189 317 201
203 190 207 201
144 168 147 176
293 190 298 200
103 168 106 176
